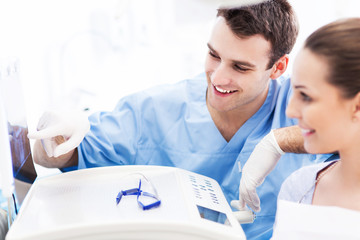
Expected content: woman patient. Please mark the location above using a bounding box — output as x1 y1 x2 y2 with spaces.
273 18 360 238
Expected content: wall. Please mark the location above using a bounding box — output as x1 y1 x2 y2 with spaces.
0 0 359 132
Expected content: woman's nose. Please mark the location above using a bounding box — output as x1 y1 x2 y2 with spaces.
286 95 300 119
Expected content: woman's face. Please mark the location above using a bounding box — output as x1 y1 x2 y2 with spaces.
286 48 356 154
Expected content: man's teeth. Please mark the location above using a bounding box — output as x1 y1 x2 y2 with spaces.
215 86 234 93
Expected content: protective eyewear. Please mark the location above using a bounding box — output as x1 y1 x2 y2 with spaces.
116 177 161 211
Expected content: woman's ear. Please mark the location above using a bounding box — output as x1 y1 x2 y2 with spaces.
351 92 360 122
270 55 289 80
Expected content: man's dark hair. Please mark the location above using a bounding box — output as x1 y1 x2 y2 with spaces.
217 0 299 69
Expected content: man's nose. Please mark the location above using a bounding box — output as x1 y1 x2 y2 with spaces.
211 63 232 86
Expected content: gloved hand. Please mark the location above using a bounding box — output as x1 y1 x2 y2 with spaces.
28 110 90 158
234 130 285 212
230 201 256 224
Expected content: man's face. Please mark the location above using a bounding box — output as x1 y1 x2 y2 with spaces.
205 17 274 114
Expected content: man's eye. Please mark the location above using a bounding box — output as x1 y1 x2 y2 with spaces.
234 65 249 72
209 51 220 59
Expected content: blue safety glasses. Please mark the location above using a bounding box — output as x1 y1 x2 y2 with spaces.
116 178 161 211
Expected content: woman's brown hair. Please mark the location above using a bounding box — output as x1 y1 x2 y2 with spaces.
305 18 360 99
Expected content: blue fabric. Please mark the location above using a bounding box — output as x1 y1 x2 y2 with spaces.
77 73 331 240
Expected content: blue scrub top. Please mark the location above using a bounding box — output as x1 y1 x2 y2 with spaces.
77 73 330 240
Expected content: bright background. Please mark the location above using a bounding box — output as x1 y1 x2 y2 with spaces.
0 0 359 177
1 0 360 129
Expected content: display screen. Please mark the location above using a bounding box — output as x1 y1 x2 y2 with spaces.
0 61 37 206
8 124 36 183
197 205 231 226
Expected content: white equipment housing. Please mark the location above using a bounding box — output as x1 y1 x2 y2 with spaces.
6 165 246 240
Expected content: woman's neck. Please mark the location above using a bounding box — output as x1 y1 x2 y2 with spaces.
312 152 360 211
337 151 360 187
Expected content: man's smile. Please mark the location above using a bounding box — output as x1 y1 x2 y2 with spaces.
213 84 238 94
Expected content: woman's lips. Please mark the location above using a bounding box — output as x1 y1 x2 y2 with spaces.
301 128 315 137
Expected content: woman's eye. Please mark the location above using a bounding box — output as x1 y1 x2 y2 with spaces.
300 92 312 102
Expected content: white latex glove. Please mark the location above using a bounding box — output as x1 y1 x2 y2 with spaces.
230 201 256 224
28 110 90 158
234 130 284 212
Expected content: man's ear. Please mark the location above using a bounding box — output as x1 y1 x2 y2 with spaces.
269 55 289 80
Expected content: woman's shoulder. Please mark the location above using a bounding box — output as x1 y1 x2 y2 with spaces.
278 160 339 203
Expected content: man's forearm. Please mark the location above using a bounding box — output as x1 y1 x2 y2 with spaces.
273 125 306 154
33 140 78 168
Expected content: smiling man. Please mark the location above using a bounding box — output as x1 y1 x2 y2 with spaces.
30 1 331 239
205 15 287 142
